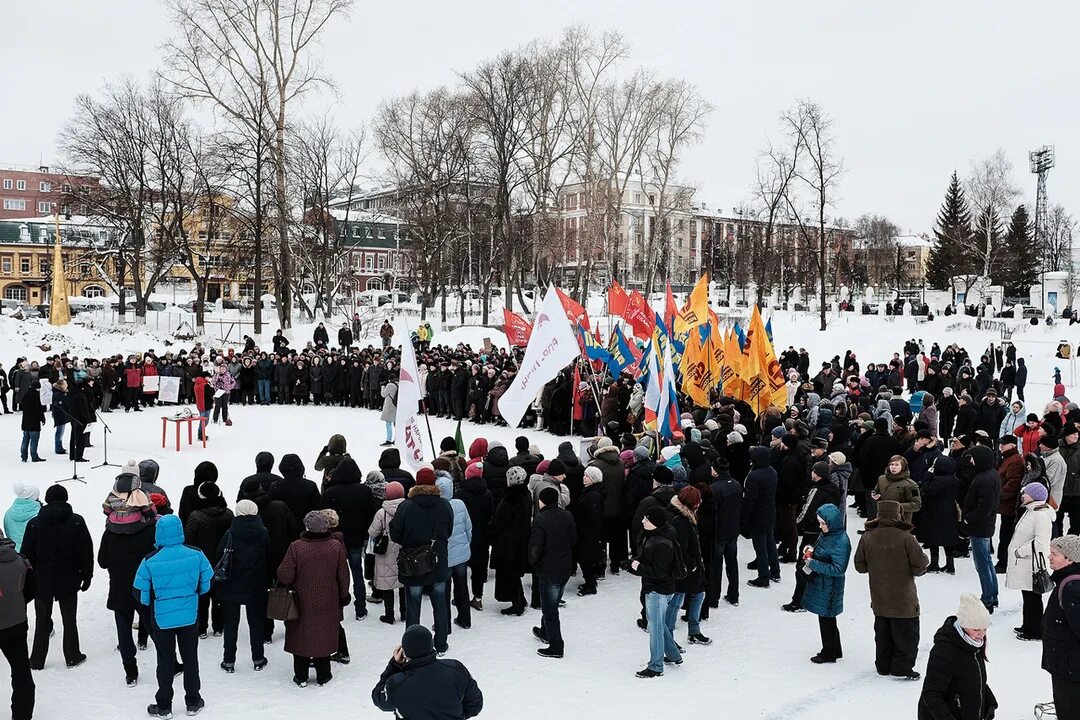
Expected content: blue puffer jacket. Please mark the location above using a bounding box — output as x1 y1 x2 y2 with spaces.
801 504 851 618
133 515 213 629
436 474 472 567
3 498 40 552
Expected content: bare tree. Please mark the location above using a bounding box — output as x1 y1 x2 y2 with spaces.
854 214 902 290
964 149 1021 278
750 144 799 301
163 0 355 329
780 100 844 331
1042 204 1074 273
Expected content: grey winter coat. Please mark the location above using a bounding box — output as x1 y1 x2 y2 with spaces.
381 382 398 423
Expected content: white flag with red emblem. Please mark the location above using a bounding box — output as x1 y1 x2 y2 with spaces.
498 284 580 429
395 332 426 470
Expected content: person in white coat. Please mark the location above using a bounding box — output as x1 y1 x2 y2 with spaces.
1041 436 1068 510
380 375 398 447
369 481 406 624
1006 482 1056 641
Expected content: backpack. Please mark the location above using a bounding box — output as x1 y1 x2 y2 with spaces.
669 536 688 581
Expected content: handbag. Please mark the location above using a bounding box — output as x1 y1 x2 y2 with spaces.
1032 541 1053 595
373 535 389 556
212 532 233 583
266 585 300 621
398 539 437 578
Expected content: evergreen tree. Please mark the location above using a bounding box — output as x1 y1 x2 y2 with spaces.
925 171 974 294
1000 204 1039 296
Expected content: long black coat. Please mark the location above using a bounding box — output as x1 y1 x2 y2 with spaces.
481 445 510 507
97 522 156 611
214 515 270 605
488 484 532 581
1044 562 1080 682
240 486 299 573
961 447 1000 539
20 389 45 432
455 476 494 556
573 483 606 566
21 501 93 598
741 447 778 536
917 617 997 720
623 459 657 519
185 499 234 565
270 455 324 526
322 457 377 550
777 449 809 506
710 471 743 542
527 505 576 582
918 457 961 548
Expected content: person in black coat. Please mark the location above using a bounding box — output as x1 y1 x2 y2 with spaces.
488 469 532 615
64 380 94 462
573 468 606 597
710 457 742 606
481 444 510 508
1015 358 1028 402
455 471 494 607
269 454 323 527
961 446 1002 611
238 479 298 574
670 487 709 644
97 509 156 684
953 395 978 438
623 448 658 521
785 462 842 612
508 437 541 478
775 435 809 562
630 469 676 552
919 455 961 574
857 419 901 519
555 442 585 508
215 501 270 671
1043 537 1080 717
19 380 46 462
528 487 576 658
179 461 219 528
186 482 234 637
917 596 996 720
389 468 455 654
379 448 416 495
743 446 780 587
371 624 483 720
236 451 283 501
323 456 376 620
21 484 92 669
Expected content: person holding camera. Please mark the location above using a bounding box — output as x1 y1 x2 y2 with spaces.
371 625 483 719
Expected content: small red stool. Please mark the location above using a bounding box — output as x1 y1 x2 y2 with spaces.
161 415 208 451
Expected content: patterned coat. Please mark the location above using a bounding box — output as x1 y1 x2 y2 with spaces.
276 532 350 658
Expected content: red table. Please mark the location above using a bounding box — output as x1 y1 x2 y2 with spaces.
161 415 208 451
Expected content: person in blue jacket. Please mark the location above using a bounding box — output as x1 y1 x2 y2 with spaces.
436 472 473 630
134 514 213 719
801 503 851 664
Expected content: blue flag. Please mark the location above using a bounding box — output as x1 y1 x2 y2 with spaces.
578 325 612 363
608 324 634 376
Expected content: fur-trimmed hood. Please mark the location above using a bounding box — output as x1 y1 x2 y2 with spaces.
408 484 443 499
670 496 697 525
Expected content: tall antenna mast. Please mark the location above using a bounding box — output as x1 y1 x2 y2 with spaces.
1030 145 1055 310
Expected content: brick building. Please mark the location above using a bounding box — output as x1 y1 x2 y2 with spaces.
0 165 97 220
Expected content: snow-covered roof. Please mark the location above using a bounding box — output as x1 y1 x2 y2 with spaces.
327 208 407 225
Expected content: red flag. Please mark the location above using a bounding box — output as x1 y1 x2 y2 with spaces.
555 287 590 330
608 280 628 316
665 283 678 336
501 308 532 347
572 363 583 422
625 290 654 339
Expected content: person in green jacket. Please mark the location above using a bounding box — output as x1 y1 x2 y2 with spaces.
3 483 40 552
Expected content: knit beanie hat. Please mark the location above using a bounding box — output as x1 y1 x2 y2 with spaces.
704 419 719 431
1040 435 1060 450
465 463 483 480
13 482 38 501
583 466 603 485
44 485 68 503
660 446 680 462
1051 535 1080 563
645 507 668 529
538 487 559 507
149 493 169 510
634 446 651 461
781 434 799 449
812 462 830 481
536 460 550 475
596 436 613 449
999 434 1018 447
1027 413 1040 422
828 451 846 465
653 466 674 486
402 624 434 659
1022 482 1049 504
771 426 787 439
956 593 991 630
515 436 530 453
303 510 330 534
235 500 258 517
506 466 527 486
546 459 566 477
198 482 221 500
726 431 743 445
416 467 437 486
385 482 405 500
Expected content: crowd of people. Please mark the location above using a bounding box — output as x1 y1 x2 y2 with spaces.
1 327 1079 718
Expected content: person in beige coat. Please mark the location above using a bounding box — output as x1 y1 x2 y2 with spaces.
1006 482 1056 640
369 481 406 624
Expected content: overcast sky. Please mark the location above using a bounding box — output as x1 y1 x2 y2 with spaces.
4 0 1078 233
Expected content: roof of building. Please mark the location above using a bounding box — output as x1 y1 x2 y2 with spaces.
327 207 407 225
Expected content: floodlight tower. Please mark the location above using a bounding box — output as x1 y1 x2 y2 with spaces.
1030 145 1055 310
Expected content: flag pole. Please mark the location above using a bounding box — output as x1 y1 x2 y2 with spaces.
421 396 436 459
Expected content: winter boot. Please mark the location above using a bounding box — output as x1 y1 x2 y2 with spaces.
124 661 139 687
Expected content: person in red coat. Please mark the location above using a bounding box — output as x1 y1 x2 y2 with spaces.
276 510 350 687
123 358 142 412
140 357 159 407
193 372 213 441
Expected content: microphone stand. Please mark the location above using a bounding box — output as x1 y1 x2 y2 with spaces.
57 416 86 484
92 414 120 469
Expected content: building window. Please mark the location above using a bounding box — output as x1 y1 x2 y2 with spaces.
40 258 50 275
3 286 27 302
352 226 362 238
39 182 51 192
80 262 91 276
1 180 10 190
37 201 52 214
0 258 10 273
377 228 385 239
61 184 71 194
15 180 26 191
20 258 31 274
377 254 386 270
82 285 105 298
364 253 374 270
3 199 26 211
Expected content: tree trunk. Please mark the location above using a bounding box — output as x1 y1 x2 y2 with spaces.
275 100 292 329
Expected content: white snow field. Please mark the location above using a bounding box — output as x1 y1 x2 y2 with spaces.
0 310 1073 719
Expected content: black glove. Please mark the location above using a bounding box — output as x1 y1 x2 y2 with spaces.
80 578 92 592
340 593 351 608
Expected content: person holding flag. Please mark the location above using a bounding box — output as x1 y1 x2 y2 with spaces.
395 330 428 470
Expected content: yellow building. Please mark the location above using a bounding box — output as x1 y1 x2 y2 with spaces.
0 215 117 306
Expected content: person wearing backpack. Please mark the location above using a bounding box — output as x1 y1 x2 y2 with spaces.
631 507 684 679
1043 534 1080 717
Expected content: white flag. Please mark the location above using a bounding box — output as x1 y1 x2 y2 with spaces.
395 334 427 470
498 284 580 429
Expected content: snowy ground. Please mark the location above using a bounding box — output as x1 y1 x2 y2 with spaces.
0 311 1072 718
